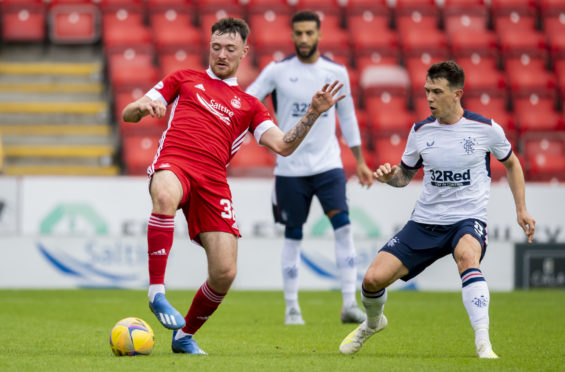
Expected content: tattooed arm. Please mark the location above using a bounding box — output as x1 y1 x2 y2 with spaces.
260 81 345 156
373 162 418 187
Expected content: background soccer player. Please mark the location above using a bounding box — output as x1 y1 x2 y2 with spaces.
122 17 345 354
339 60 536 358
246 10 372 326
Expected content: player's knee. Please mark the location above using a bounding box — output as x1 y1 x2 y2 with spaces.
210 266 237 290
455 235 482 270
363 271 386 291
285 226 303 240
330 211 350 230
151 188 179 213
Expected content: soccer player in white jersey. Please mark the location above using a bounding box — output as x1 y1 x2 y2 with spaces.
246 10 373 325
339 61 536 358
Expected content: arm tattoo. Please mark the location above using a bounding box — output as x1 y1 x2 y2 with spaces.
283 111 318 144
387 166 417 187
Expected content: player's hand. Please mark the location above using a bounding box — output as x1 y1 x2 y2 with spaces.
517 209 536 243
373 163 395 183
309 80 345 115
357 162 374 188
139 100 166 119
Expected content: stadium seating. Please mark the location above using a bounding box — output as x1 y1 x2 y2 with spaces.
526 152 565 181
1 0 46 42
456 56 507 97
497 29 548 61
150 11 202 53
48 3 100 44
464 94 515 135
448 29 498 59
158 49 206 75
505 57 557 98
443 0 489 34
122 134 160 175
513 95 565 133
227 133 276 177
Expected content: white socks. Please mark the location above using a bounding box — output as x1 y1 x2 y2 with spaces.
334 224 358 308
148 284 165 303
281 238 301 311
461 268 491 348
361 287 387 329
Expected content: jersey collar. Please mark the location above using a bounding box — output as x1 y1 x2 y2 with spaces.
206 67 238 86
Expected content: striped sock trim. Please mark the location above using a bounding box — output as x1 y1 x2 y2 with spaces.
148 213 175 230
461 268 486 288
201 281 225 304
362 285 385 299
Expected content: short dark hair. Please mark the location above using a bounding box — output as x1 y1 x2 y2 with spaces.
427 61 465 90
211 17 250 43
291 10 320 29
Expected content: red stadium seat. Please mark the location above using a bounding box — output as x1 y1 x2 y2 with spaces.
505 58 557 98
374 134 407 165
98 0 144 14
498 29 548 61
539 0 565 16
394 0 439 33
151 14 201 53
526 152 565 181
490 0 537 17
158 50 206 75
146 0 193 13
108 49 160 93
249 12 293 51
245 0 293 16
48 4 100 44
456 56 507 97
196 0 240 14
464 94 515 135
257 48 294 69
351 27 398 65
227 133 276 177
493 14 537 31
1 0 46 42
523 136 565 157
360 65 410 98
449 29 498 58
545 18 565 59
399 28 448 59
344 0 390 20
365 95 414 135
122 134 160 175
443 0 488 33
513 95 565 133
413 98 432 120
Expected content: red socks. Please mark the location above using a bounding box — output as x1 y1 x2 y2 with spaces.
147 213 175 285
183 281 226 335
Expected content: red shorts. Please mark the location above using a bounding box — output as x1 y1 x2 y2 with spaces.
151 161 241 245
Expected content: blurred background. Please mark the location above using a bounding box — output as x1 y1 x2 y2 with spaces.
0 0 563 291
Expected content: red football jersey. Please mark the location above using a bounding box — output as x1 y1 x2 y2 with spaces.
145 68 275 178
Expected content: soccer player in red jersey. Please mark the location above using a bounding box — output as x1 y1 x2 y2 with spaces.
122 17 345 354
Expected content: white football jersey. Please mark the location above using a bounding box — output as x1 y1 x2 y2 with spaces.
402 110 512 225
246 55 361 177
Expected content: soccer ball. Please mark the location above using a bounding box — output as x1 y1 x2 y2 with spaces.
109 317 154 356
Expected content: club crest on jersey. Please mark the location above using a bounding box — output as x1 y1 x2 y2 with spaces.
461 137 477 155
196 93 234 126
230 96 241 109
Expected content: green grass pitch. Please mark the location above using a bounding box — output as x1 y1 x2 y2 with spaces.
1 289 563 372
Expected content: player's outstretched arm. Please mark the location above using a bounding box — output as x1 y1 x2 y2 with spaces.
260 81 345 156
122 96 167 123
351 145 373 188
503 152 536 243
373 162 417 188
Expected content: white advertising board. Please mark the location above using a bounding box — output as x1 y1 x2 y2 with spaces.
18 176 565 243
0 236 513 291
0 176 18 235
